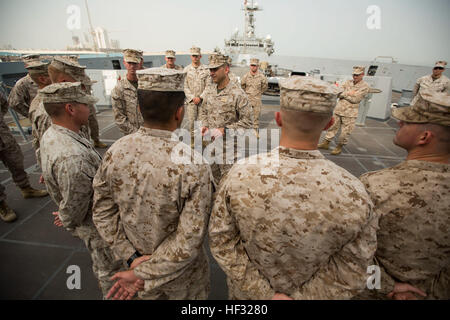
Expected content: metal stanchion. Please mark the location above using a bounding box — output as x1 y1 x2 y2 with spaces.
1 82 29 141
8 108 29 141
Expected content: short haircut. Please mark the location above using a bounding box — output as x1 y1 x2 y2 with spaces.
280 108 332 134
43 102 66 118
422 123 450 153
137 90 185 124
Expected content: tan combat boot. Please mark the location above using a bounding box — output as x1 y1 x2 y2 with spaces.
0 201 17 222
20 186 49 199
94 140 108 148
330 144 344 155
318 140 330 150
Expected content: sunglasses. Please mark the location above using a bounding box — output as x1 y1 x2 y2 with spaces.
434 67 444 70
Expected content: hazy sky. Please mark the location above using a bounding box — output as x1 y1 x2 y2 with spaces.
0 0 449 66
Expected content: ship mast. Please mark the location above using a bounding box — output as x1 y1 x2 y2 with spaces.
224 0 274 61
243 0 262 53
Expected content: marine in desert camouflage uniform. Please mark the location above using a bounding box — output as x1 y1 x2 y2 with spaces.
203 54 239 92
241 58 268 129
0 82 48 223
39 82 124 298
93 68 214 300
357 89 450 300
30 57 91 166
199 54 253 183
183 46 209 141
411 60 449 106
318 66 370 155
111 49 144 135
161 50 183 70
209 77 379 300
26 61 52 167
7 54 40 118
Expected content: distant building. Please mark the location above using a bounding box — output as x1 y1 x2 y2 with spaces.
110 39 120 50
94 27 111 50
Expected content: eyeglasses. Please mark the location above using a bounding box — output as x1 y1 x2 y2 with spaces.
434 67 444 70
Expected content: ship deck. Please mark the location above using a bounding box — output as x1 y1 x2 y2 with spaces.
0 94 406 300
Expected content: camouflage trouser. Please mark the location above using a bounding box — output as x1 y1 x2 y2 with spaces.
185 102 203 147
324 115 357 145
210 163 233 186
88 105 99 141
137 248 210 300
0 122 30 202
250 99 262 129
186 102 199 133
76 225 126 298
203 135 236 185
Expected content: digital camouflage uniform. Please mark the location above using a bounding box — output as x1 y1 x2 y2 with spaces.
111 78 143 135
0 83 30 202
413 75 450 98
39 83 124 298
199 78 253 130
199 54 254 182
92 68 214 300
28 93 50 168
183 63 209 135
209 77 378 300
412 72 449 106
359 161 450 299
7 74 38 118
324 70 370 145
93 127 214 300
357 89 450 300
241 69 268 128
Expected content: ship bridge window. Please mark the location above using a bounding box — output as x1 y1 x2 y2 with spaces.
291 71 307 76
112 60 121 70
368 65 378 76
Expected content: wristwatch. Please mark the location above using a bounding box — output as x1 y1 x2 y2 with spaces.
127 251 142 267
